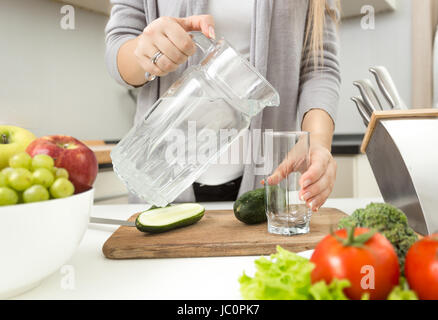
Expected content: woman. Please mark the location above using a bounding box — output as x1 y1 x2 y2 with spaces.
105 0 340 212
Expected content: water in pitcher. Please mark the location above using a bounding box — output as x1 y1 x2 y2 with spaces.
111 33 280 206
111 96 252 206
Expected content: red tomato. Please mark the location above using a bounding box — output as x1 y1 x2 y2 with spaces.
405 234 438 300
310 227 400 300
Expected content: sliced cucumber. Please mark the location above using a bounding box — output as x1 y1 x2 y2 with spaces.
135 203 205 233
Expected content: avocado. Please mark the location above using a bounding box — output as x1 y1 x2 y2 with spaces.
233 188 267 225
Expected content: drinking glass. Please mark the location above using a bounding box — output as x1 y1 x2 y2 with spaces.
263 131 311 236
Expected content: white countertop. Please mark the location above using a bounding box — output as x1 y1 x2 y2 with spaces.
14 198 381 300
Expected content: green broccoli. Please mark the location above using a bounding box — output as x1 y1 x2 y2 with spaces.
338 203 418 272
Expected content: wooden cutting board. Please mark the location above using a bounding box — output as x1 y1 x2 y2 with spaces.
102 208 347 259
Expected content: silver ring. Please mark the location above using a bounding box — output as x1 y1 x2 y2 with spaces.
151 51 163 65
144 72 156 82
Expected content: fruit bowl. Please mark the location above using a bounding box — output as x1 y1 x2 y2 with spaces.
0 188 93 299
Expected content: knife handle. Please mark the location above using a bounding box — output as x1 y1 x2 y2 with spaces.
369 66 407 109
351 96 371 127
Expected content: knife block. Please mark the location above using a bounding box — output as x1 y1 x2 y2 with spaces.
361 109 438 235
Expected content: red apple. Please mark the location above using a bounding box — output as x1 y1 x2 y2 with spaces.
26 136 98 194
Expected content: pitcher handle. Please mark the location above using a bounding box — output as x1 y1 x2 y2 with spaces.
189 31 215 54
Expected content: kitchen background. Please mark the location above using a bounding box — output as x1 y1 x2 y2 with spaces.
1 0 436 203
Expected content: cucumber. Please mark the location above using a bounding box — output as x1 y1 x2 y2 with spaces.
135 203 205 233
233 188 267 225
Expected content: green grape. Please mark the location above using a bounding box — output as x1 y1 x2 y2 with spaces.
23 185 50 203
0 187 19 206
8 168 33 191
32 168 54 188
31 154 55 171
53 167 69 179
0 172 7 187
9 152 32 169
50 178 75 199
1 167 14 178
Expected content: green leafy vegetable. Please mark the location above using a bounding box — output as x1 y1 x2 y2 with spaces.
239 247 420 300
387 278 418 300
338 203 418 271
309 280 351 300
239 246 350 300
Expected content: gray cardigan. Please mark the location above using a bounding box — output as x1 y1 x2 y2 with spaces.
105 0 341 202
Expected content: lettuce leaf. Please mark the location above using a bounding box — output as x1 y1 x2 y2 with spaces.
387 278 418 300
239 246 350 300
309 279 350 300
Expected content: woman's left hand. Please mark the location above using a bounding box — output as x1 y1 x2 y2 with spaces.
264 110 337 213
264 144 336 213
298 145 337 212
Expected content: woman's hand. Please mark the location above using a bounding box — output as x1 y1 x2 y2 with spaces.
264 144 336 213
298 145 337 212
118 15 215 86
264 109 337 213
134 15 215 77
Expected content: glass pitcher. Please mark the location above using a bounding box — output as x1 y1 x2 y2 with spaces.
111 32 280 207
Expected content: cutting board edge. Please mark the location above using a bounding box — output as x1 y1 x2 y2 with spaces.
102 208 347 260
102 241 318 260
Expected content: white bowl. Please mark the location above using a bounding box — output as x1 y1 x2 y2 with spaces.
0 189 93 299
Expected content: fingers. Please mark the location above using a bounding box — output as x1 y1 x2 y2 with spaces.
267 164 287 186
161 17 197 56
134 54 167 77
300 157 337 212
152 30 189 65
134 35 167 76
134 15 216 79
299 173 327 201
136 17 194 76
268 155 308 185
299 151 328 189
307 187 332 212
267 157 295 186
176 14 215 39
152 35 186 71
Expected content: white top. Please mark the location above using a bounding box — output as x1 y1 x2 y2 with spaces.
208 0 252 60
195 0 253 186
12 198 381 299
